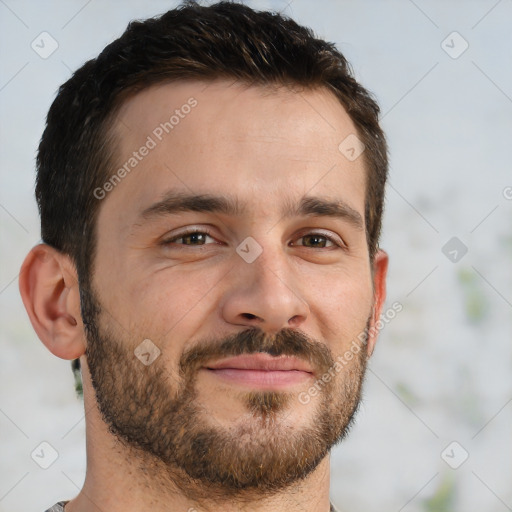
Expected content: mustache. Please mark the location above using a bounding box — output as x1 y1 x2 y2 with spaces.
179 327 334 379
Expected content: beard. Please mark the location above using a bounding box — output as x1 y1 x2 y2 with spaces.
80 283 371 501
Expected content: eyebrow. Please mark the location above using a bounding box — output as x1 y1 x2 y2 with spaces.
138 190 363 230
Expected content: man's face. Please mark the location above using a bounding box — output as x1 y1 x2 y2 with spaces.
83 80 380 496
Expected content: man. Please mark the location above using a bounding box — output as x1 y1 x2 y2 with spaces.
19 2 388 511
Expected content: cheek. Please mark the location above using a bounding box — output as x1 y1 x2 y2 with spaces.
121 266 224 342
309 267 374 345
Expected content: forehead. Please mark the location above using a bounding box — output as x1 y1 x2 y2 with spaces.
101 79 367 228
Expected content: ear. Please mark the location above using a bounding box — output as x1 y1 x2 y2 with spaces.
19 243 86 360
366 249 388 357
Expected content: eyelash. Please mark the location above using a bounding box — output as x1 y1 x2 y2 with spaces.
161 228 345 249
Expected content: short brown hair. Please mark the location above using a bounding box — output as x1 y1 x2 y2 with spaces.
36 0 387 290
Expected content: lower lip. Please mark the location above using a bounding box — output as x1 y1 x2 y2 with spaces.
203 368 313 389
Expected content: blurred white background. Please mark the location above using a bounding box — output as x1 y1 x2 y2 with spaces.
1 1 511 511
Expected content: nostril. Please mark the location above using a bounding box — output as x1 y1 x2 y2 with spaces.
242 313 257 320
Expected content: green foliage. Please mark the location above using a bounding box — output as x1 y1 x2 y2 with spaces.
422 474 456 512
395 382 419 408
457 268 488 323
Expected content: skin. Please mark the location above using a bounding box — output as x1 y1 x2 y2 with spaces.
19 80 388 512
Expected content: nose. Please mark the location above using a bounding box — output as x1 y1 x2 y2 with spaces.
221 245 310 333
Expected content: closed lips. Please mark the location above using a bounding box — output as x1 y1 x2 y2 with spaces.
205 353 313 373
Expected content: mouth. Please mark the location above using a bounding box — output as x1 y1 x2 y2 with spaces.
202 353 314 389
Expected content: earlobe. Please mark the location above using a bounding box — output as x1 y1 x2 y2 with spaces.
19 244 86 360
366 249 389 357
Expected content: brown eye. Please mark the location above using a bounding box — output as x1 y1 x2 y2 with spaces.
162 230 216 246
178 232 209 245
294 232 340 249
299 234 332 248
